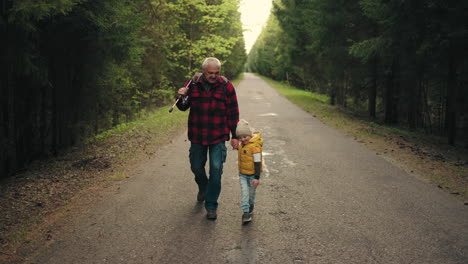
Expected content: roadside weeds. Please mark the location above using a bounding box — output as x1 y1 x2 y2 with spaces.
259 75 468 202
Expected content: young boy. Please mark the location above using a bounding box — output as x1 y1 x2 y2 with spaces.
236 119 263 224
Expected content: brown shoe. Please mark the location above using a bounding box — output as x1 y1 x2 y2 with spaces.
206 209 217 220
197 191 206 202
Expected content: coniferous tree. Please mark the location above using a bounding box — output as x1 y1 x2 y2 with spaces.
0 0 246 178
249 0 468 146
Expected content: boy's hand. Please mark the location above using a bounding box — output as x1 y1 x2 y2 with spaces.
252 179 260 187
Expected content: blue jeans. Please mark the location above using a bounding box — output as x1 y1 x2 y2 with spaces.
189 142 227 210
239 174 257 213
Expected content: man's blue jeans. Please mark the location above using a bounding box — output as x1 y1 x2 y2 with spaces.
239 173 257 213
189 142 227 210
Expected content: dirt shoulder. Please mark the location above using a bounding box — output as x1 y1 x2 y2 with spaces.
345 115 468 201
0 106 188 262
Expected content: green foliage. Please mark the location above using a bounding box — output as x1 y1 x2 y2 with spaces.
247 13 293 81
9 0 83 25
164 0 245 80
349 38 385 62
248 0 468 146
1 0 246 177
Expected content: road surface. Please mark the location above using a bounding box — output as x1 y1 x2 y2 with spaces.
24 73 467 263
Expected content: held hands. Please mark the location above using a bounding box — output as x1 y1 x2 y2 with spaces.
252 179 260 187
231 138 239 150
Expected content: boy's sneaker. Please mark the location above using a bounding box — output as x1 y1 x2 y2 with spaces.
206 209 217 220
242 212 252 224
249 204 254 214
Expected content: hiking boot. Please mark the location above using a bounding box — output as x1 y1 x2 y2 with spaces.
197 191 206 202
249 204 254 214
242 212 252 224
206 209 217 220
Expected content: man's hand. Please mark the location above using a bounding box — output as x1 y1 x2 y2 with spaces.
252 179 260 187
230 138 239 149
178 87 188 96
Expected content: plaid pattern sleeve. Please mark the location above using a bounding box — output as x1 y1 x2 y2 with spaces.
184 77 239 145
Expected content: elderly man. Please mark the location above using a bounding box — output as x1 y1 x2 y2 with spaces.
176 57 239 220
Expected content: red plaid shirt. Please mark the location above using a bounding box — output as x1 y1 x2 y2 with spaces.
176 76 239 145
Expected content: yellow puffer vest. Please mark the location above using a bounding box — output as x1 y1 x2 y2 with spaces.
238 131 263 175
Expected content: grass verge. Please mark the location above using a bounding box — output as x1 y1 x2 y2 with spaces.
259 75 468 202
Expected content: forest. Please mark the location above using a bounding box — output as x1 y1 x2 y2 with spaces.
1 0 246 178
247 0 468 148
2 0 468 179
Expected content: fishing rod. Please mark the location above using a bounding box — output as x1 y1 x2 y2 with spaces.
169 78 193 113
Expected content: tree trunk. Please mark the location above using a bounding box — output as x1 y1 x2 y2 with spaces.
51 56 59 156
0 5 7 178
7 77 17 175
385 58 400 125
446 42 456 146
1 0 13 178
0 68 9 178
384 65 395 124
0 75 6 178
368 57 377 119
407 77 419 129
330 84 336 106
421 80 433 133
342 74 348 108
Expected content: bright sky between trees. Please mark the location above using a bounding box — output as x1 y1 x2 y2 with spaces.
239 0 273 54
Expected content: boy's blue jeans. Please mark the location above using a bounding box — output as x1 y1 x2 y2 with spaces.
239 173 257 213
189 142 226 210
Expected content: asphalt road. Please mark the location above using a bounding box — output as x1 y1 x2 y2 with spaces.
26 73 467 263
